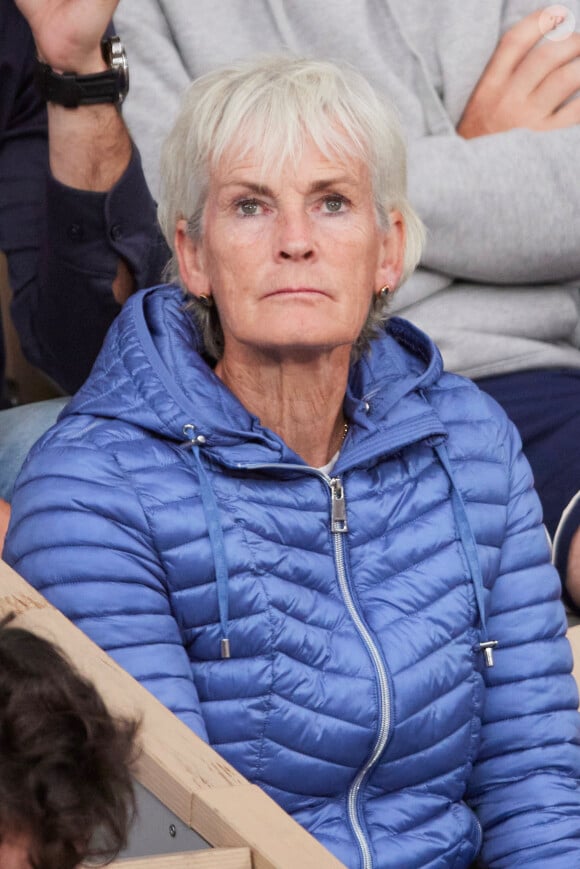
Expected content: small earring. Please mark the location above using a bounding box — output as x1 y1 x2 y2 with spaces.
198 294 213 307
379 285 391 298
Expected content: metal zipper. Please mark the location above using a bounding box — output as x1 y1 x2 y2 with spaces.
231 462 392 867
330 478 392 869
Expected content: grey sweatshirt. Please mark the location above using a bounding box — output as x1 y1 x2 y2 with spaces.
115 0 580 379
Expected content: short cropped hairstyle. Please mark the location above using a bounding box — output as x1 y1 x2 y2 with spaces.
159 55 425 361
0 615 138 869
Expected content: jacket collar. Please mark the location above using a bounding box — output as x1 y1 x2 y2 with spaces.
64 285 449 466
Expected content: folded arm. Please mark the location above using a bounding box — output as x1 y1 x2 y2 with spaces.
409 6 580 285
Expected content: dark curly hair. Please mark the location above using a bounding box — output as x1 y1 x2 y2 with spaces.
0 614 139 868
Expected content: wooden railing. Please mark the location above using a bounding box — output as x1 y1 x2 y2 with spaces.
114 850 252 867
9 549 579 869
0 559 344 869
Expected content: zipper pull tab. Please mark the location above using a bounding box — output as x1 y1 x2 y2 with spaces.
330 478 348 533
479 640 498 668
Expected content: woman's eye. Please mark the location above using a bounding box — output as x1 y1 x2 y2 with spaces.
323 195 347 213
236 199 262 216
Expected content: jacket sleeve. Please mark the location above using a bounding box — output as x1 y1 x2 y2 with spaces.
465 414 580 866
2 438 209 740
7 146 169 394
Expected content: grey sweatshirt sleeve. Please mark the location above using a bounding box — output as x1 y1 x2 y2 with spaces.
405 0 580 287
408 125 580 285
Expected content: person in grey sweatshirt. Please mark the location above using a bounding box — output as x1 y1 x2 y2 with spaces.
113 0 580 598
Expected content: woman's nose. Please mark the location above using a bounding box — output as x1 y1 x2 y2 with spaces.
276 211 315 261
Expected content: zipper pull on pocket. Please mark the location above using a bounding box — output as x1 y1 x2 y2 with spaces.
479 640 498 668
330 478 348 533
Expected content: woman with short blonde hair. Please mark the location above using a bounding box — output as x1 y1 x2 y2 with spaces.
6 57 580 868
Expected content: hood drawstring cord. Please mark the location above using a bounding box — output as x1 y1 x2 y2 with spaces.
183 424 231 659
434 443 498 668
180 423 497 667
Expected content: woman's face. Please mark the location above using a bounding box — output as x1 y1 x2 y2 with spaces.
176 138 404 363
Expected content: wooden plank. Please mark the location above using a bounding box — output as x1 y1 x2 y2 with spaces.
0 561 344 868
189 784 344 869
110 847 252 868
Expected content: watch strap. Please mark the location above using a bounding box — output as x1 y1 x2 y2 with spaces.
34 63 122 108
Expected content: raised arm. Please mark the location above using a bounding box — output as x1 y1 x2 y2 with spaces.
5 0 167 392
15 0 132 197
408 5 580 285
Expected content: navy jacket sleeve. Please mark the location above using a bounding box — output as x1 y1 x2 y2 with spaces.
1 0 169 394
10 150 169 393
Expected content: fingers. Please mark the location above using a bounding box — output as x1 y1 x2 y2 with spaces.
513 30 580 94
485 6 577 83
458 6 580 137
544 93 580 128
16 0 121 72
533 56 580 116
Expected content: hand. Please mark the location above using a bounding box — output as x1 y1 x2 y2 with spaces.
566 526 580 607
14 0 120 73
0 500 10 552
458 7 580 138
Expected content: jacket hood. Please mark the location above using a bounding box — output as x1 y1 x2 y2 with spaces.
64 285 447 467
62 284 491 652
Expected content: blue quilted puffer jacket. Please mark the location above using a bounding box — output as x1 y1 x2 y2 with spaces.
5 286 580 868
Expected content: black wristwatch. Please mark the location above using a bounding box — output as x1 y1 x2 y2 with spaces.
35 36 129 108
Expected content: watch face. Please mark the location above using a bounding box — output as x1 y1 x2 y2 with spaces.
101 36 129 103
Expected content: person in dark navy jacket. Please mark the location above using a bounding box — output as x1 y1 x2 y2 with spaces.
5 57 580 868
0 0 167 534
1 0 165 397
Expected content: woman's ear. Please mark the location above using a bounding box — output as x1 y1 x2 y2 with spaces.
174 219 211 298
376 210 406 293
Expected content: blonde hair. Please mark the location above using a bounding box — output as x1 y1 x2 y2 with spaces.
158 55 425 359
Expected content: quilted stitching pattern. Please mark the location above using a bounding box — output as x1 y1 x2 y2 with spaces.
5 286 580 869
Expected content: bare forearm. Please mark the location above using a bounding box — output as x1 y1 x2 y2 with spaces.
48 102 132 192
